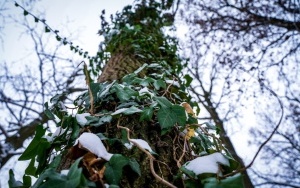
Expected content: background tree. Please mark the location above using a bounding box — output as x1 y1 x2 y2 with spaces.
8 0 245 187
0 1 86 179
181 0 299 187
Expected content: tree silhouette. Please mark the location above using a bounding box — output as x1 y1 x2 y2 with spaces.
182 0 299 187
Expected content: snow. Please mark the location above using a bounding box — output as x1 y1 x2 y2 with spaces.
43 127 66 142
58 101 67 112
74 132 113 161
183 152 229 175
165 80 180 87
129 139 155 153
139 87 153 97
124 142 133 149
60 170 69 176
75 113 90 126
52 127 66 137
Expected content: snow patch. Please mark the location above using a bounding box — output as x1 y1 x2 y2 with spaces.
129 139 155 153
75 113 90 126
183 152 229 175
60 169 69 176
74 132 113 161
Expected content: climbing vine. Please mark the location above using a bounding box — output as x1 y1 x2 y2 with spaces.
9 1 244 187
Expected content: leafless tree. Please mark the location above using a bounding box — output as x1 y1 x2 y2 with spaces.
0 9 86 171
181 0 300 187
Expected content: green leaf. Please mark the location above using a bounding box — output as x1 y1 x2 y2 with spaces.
184 74 193 87
104 154 129 184
139 107 154 121
157 105 186 134
49 155 62 169
8 170 23 187
38 179 67 188
128 159 141 176
153 79 166 90
67 159 82 187
111 106 142 116
32 168 65 188
23 175 32 187
202 174 244 188
154 96 172 108
44 109 55 120
113 85 138 102
122 73 137 84
45 26 50 33
19 125 46 160
139 77 155 87
180 166 197 179
97 81 115 99
25 158 36 176
117 102 138 109
134 63 148 74
56 36 61 41
98 115 112 125
23 10 29 16
34 17 39 22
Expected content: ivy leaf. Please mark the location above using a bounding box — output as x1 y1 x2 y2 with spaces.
122 73 137 84
113 85 138 101
23 10 29 16
139 107 153 121
134 63 148 74
66 158 82 187
25 158 37 176
23 175 32 187
153 79 166 90
112 106 142 116
154 96 172 108
44 102 55 120
202 174 244 188
45 26 50 33
104 154 129 185
139 77 155 87
128 158 141 176
157 105 186 134
19 125 47 160
32 168 65 188
184 74 193 87
56 36 61 41
86 115 112 127
8 170 23 187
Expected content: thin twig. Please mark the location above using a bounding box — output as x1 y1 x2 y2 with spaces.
221 84 284 179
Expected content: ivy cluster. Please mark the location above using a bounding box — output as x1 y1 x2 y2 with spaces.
9 0 244 187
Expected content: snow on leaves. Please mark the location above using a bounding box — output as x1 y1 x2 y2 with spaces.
183 152 229 175
74 132 113 161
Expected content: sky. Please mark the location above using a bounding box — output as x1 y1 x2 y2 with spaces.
0 0 257 187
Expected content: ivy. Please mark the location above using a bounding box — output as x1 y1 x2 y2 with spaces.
104 154 141 185
157 104 186 134
13 1 244 187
